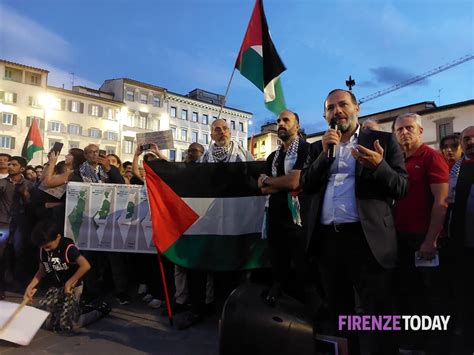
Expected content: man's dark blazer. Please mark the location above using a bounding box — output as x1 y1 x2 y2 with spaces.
300 128 408 269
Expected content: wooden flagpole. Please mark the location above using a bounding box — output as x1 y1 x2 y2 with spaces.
216 68 237 120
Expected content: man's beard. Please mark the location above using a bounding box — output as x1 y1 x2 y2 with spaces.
278 129 290 141
214 138 230 147
337 114 358 133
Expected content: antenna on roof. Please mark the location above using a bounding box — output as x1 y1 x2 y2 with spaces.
70 72 76 88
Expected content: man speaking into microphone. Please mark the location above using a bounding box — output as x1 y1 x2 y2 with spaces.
300 89 408 354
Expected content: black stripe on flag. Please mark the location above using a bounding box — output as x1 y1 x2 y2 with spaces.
145 161 267 198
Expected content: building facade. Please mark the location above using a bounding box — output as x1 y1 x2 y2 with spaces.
0 59 253 165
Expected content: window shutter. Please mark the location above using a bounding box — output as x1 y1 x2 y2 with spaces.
13 115 17 126
61 99 66 110
88 128 91 137
28 96 33 106
98 106 103 117
39 118 45 130
11 137 15 149
48 122 53 131
99 129 102 138
13 93 17 103
79 126 83 135
0 92 4 101
26 116 31 127
88 104 92 115
68 100 72 111
61 124 67 133
80 103 84 113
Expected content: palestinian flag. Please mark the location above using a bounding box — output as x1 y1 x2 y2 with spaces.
235 0 286 115
21 118 44 162
144 160 269 271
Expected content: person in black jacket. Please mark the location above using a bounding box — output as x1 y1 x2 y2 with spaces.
300 89 408 355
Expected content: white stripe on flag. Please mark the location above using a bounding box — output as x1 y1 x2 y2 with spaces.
263 77 279 102
183 196 266 236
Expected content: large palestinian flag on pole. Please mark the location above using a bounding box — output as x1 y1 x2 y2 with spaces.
21 118 44 162
235 0 286 115
144 160 269 271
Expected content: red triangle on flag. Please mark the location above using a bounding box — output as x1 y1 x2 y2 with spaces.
144 163 199 253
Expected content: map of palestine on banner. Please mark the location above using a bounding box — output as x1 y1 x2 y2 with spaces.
64 182 156 253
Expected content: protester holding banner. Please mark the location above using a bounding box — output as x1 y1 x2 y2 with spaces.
301 89 408 355
257 110 310 306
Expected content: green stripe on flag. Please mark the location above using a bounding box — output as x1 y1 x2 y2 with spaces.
238 48 264 91
163 233 269 271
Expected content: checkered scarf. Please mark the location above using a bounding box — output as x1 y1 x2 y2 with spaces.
201 141 247 163
79 161 108 183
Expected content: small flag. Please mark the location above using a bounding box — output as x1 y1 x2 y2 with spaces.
21 118 43 162
235 0 286 114
144 160 269 271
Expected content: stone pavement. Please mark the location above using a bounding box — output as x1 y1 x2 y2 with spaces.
0 292 219 355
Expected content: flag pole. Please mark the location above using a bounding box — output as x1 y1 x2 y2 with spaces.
217 68 236 120
155 247 173 326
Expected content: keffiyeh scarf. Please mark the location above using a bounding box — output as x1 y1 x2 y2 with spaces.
201 141 248 163
79 161 108 183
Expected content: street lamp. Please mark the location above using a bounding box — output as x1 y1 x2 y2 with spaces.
38 93 55 163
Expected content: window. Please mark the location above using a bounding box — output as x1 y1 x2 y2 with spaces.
169 149 176 162
181 109 188 120
171 106 177 118
28 96 41 108
126 110 135 126
192 131 198 143
438 122 453 140
239 122 244 132
29 73 41 86
140 93 148 104
70 101 83 113
171 126 177 139
26 116 45 129
192 112 198 122
253 142 257 148
203 133 209 145
2 113 13 125
124 138 134 154
4 67 22 82
125 89 135 101
106 146 116 155
90 105 99 116
202 114 209 125
89 128 101 138
69 142 80 149
52 98 64 110
51 122 61 132
137 115 147 129
68 124 81 135
105 108 114 120
212 116 218 121
3 92 16 104
105 131 118 141
181 129 188 141
153 96 161 107
261 140 265 146
0 136 14 149
231 120 236 130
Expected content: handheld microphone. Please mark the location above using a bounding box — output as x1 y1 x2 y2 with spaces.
327 118 338 159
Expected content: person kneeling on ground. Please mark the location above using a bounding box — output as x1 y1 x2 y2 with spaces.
24 220 110 332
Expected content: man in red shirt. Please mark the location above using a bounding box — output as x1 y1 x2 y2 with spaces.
393 113 449 352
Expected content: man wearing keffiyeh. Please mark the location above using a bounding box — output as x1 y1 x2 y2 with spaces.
69 144 124 184
200 119 253 163
257 110 310 306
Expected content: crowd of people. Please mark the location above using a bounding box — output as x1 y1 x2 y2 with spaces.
0 88 472 353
